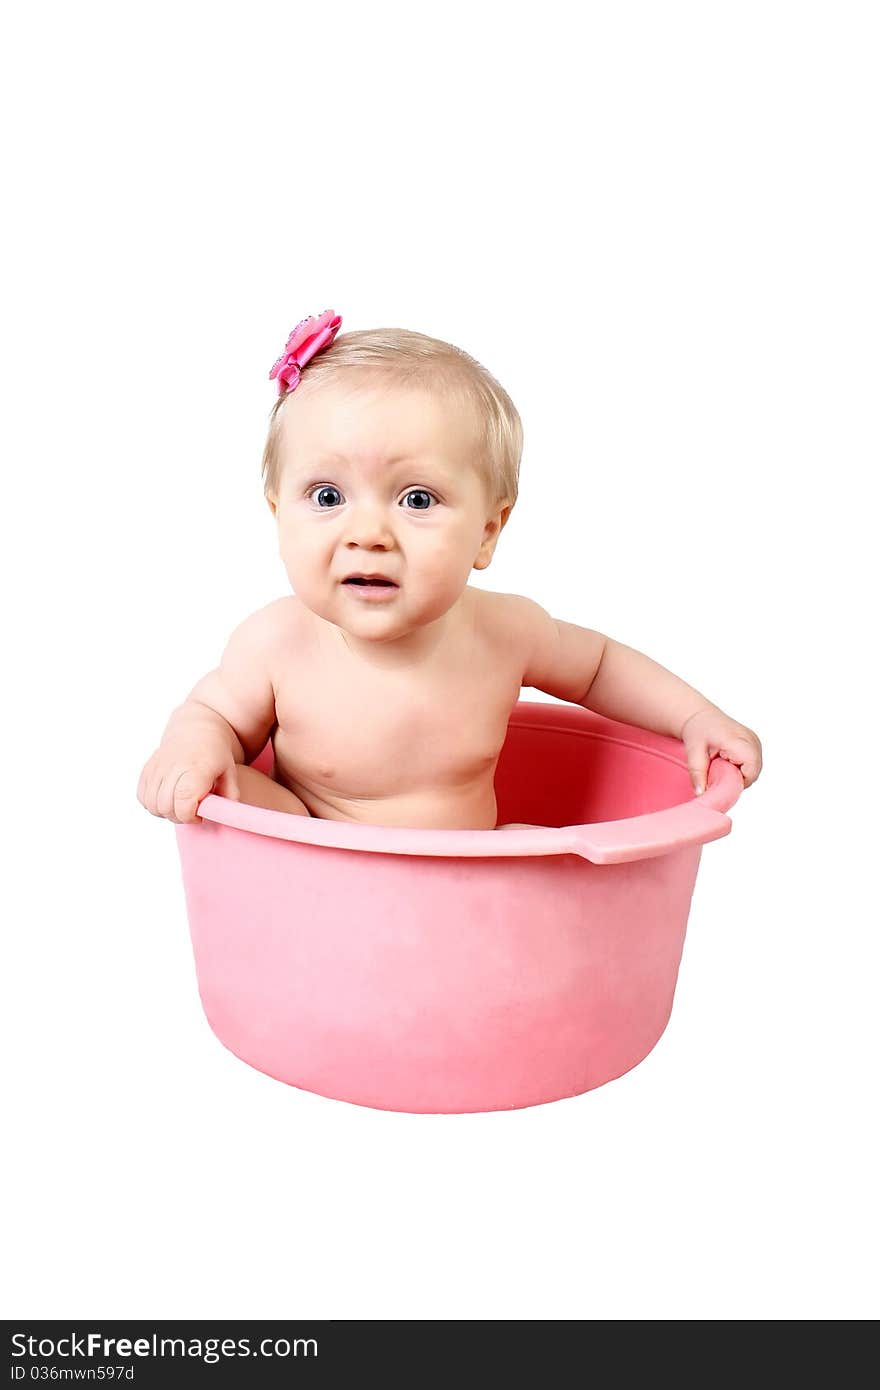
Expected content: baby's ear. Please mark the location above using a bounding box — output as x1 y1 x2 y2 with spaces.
265 494 278 518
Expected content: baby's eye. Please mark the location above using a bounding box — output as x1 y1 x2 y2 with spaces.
309 485 344 508
400 489 437 511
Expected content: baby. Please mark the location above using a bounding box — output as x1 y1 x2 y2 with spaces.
138 311 762 831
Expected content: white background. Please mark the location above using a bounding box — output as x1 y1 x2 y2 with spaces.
3 0 876 1321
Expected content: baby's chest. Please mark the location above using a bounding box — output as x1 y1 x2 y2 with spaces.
274 661 520 796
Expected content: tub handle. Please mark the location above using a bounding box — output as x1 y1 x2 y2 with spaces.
562 800 733 865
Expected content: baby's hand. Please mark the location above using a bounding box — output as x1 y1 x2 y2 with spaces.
137 744 241 824
681 710 763 796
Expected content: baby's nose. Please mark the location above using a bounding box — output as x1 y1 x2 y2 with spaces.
343 504 395 547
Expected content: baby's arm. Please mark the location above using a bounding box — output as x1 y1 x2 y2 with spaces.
515 598 762 793
138 604 309 823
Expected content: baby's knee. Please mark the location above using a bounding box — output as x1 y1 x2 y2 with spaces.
234 764 312 817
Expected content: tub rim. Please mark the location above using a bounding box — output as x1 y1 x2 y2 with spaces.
191 700 744 865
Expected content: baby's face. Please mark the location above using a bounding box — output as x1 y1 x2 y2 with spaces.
268 380 509 644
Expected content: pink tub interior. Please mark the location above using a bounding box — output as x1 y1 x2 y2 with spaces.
176 701 743 1113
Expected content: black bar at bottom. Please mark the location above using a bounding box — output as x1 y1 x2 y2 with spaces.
3 1320 552 1385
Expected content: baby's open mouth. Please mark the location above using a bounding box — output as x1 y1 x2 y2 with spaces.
343 576 398 587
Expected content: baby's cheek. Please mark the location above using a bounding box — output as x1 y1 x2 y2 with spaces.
414 564 468 615
420 536 473 583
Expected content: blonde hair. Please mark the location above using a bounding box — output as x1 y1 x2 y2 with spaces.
260 327 522 512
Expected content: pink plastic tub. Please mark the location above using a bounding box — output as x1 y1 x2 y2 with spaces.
175 700 743 1113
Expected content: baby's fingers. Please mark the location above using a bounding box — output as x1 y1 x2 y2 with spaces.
213 765 240 802
169 768 214 824
716 734 763 788
687 755 709 797
136 761 151 810
137 753 171 818
719 748 762 787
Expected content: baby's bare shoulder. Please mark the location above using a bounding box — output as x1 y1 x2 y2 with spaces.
226 596 313 668
249 594 309 635
469 588 542 667
471 587 541 633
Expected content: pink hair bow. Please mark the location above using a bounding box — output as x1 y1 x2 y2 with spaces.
269 310 342 395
